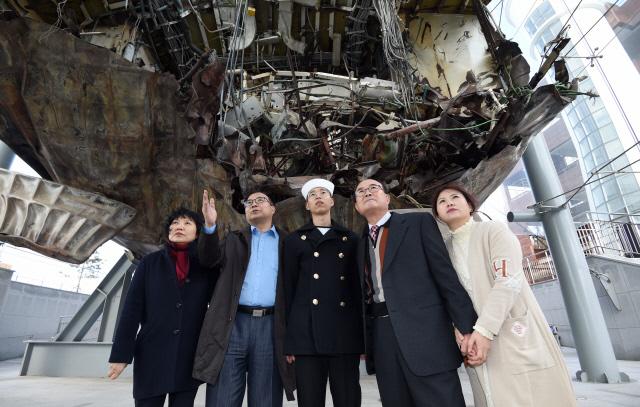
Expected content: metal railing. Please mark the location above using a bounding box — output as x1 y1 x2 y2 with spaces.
523 250 558 285
576 212 640 258
522 211 640 285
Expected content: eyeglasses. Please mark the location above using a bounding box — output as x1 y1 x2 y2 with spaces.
308 190 330 199
355 184 383 198
242 196 270 207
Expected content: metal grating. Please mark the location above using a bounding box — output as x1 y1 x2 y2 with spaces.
0 169 136 263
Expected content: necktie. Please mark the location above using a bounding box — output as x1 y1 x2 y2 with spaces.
370 225 380 245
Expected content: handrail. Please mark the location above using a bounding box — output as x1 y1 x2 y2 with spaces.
522 213 640 285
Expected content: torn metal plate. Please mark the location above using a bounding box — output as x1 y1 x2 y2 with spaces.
408 13 497 98
0 169 136 263
0 0 585 260
223 96 265 130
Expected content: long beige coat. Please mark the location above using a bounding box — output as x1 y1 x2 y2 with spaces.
444 220 576 407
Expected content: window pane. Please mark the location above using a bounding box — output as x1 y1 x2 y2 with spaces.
566 57 584 72
612 154 630 169
566 110 579 127
590 97 605 112
619 174 640 195
577 103 591 121
592 107 610 128
604 140 624 159
583 117 597 135
592 146 608 166
596 202 608 213
581 77 595 90
592 185 605 207
525 20 537 36
607 197 625 213
574 123 586 140
588 132 603 149
579 137 590 153
600 123 618 143
625 191 640 213
600 163 613 172
584 154 595 172
602 178 619 200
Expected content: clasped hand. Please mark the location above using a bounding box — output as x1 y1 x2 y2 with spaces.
456 330 491 367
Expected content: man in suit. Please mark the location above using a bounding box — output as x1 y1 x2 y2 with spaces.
192 189 295 407
353 178 477 407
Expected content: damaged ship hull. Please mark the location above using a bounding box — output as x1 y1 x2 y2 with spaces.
0 1 578 260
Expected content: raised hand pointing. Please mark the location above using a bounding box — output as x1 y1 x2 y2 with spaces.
202 189 217 228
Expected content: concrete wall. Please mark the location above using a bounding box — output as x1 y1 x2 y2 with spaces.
531 255 640 360
0 268 89 361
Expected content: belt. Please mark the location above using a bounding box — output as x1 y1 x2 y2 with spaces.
366 301 388 318
237 305 274 317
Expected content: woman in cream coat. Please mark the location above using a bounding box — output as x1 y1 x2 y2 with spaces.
432 183 576 407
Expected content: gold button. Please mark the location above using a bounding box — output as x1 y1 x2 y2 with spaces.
313 273 319 279
342 236 348 241
314 252 319 257
338 252 344 258
301 235 307 240
312 299 319 305
340 301 346 307
340 276 345 281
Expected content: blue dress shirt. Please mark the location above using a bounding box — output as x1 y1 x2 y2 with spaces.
203 224 279 306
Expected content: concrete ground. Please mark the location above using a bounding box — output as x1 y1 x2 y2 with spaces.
0 348 639 406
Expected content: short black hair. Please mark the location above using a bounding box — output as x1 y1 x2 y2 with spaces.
353 179 388 201
243 187 274 205
163 207 204 239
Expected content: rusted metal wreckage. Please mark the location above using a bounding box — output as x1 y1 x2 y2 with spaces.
0 0 590 262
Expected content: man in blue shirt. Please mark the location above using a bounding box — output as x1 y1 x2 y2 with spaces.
192 189 295 406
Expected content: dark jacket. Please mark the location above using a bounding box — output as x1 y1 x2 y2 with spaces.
192 228 296 401
357 212 477 376
109 242 217 399
282 222 364 355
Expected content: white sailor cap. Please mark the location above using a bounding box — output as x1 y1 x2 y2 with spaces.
301 178 335 199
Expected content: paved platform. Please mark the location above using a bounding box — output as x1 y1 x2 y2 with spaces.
0 348 639 406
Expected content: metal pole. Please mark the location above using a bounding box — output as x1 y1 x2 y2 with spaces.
522 135 625 383
507 212 542 222
0 141 15 258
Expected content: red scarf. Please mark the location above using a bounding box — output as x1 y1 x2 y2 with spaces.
168 242 190 284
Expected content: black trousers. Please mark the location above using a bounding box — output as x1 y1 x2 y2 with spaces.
135 389 199 407
372 316 465 407
294 354 361 407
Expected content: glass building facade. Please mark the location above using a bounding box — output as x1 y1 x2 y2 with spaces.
499 0 640 225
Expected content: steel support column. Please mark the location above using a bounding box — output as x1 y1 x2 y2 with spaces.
20 252 137 377
522 135 625 383
56 253 136 341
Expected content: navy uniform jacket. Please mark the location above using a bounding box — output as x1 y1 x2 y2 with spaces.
109 242 217 399
283 222 364 355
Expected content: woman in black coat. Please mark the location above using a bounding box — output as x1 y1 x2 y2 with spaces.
108 205 217 407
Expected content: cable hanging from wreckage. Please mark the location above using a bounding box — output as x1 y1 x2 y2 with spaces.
179 0 595 207
0 0 606 260
0 0 599 207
